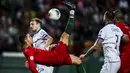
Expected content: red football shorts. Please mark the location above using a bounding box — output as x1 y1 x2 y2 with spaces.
48 41 72 66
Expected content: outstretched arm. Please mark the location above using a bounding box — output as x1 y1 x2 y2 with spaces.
80 39 102 60
85 39 102 57
27 56 38 73
24 50 38 73
80 26 105 59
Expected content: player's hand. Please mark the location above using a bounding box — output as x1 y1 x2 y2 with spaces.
25 60 29 68
79 54 86 61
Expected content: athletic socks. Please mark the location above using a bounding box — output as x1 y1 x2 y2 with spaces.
65 10 75 35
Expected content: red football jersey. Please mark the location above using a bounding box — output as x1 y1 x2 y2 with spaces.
23 42 72 73
24 46 50 73
116 22 130 56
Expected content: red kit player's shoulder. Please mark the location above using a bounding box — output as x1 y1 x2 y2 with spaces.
122 23 130 31
116 22 124 27
116 22 130 33
119 22 129 29
24 46 34 55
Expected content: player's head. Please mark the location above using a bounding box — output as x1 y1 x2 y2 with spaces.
19 33 33 45
30 18 42 32
113 9 124 22
103 11 114 23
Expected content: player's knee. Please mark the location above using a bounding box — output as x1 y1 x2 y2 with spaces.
61 32 69 39
70 55 82 65
75 58 82 65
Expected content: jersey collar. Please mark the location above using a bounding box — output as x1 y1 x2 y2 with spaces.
106 21 114 25
36 28 41 33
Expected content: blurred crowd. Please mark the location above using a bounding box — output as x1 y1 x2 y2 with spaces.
0 0 130 57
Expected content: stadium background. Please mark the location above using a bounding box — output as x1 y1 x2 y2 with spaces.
0 0 130 73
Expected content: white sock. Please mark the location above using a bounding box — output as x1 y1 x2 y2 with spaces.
70 10 75 18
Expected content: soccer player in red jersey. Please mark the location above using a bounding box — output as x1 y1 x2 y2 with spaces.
19 2 81 73
114 10 130 73
19 33 81 73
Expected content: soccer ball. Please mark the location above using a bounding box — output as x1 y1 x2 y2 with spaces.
48 8 61 20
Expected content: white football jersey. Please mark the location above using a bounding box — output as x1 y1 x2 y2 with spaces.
33 28 54 73
33 28 49 50
98 22 123 62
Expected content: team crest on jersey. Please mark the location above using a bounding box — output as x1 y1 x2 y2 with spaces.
30 56 34 60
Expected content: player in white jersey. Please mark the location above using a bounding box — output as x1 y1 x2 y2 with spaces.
29 18 54 73
80 11 129 73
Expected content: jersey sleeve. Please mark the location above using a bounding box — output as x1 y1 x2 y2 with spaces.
98 29 106 41
24 49 38 73
119 28 124 39
40 30 49 40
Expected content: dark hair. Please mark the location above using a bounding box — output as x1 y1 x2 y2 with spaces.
31 18 42 25
104 11 114 21
113 9 123 21
19 33 27 44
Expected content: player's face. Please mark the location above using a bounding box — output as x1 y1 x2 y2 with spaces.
30 21 39 32
26 34 33 44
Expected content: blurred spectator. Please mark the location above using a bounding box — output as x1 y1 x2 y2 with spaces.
118 0 129 9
